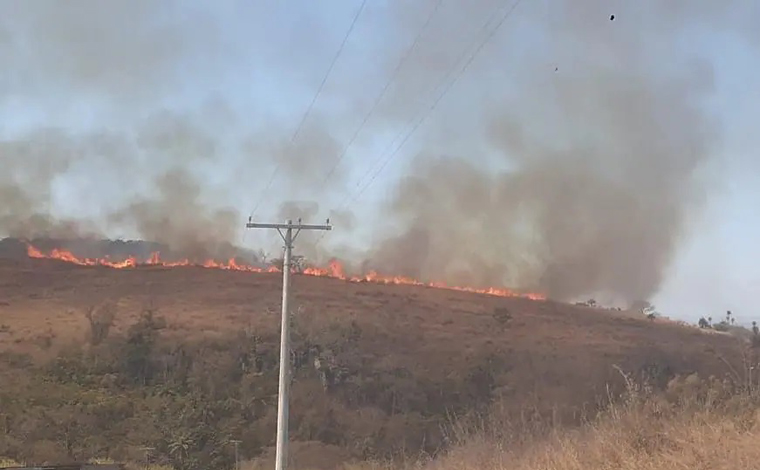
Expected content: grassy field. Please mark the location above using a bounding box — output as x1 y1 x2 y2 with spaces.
0 255 752 469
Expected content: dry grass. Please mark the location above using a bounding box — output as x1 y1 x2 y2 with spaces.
0 258 745 396
0 257 756 469
72 396 760 470
388 376 760 470
0 456 23 467
430 410 760 470
237 375 760 470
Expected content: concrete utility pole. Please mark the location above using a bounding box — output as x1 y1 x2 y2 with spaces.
245 217 332 470
231 439 242 470
139 446 155 468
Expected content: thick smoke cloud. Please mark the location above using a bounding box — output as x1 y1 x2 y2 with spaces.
0 2 339 260
364 0 741 303
1 1 217 102
0 1 229 255
369 66 718 301
0 129 101 237
0 1 755 303
0 112 248 260
108 168 241 260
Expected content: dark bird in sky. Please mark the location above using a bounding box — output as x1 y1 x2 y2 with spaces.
610 14 615 21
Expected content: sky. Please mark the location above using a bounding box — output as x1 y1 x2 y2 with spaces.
654 27 759 322
1 0 759 323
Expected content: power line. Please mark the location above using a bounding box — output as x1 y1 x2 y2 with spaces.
315 0 444 192
312 0 524 249
289 0 368 145
248 0 369 221
341 0 524 211
328 1 507 213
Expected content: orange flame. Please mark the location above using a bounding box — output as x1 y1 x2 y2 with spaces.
25 244 544 300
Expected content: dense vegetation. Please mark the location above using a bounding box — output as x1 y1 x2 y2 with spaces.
0 303 508 469
0 267 750 470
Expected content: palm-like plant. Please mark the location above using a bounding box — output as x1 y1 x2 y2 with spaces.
168 432 195 467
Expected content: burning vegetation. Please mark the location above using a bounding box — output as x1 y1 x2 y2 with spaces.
22 240 545 300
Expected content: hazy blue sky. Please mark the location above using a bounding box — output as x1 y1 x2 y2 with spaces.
1 0 758 323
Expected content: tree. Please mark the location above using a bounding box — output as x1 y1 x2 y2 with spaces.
123 307 166 385
168 432 195 469
291 255 306 273
269 257 284 271
630 300 652 312
84 301 117 346
639 303 658 320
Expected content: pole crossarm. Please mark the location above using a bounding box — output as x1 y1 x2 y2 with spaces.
247 220 331 245
246 222 332 231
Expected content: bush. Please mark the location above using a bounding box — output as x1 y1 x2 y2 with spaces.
85 301 118 346
492 308 512 329
713 321 731 332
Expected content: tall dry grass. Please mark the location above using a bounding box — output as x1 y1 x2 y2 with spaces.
39 373 760 470
35 372 760 470
406 373 760 470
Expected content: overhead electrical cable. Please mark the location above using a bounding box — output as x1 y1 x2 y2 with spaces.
341 0 524 212
315 0 445 193
312 0 524 249
248 0 369 221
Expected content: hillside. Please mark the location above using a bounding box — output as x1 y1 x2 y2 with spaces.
0 252 747 469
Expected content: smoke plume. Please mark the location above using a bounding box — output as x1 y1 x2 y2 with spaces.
364 0 741 303
1 1 755 303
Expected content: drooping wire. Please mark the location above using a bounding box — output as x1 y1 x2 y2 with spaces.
247 0 369 222
313 0 524 248
315 0 445 193
343 0 524 211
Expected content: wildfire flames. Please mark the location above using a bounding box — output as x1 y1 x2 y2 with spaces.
25 244 544 300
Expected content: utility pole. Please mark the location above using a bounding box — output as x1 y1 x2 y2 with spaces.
139 446 154 469
230 439 242 470
245 217 332 470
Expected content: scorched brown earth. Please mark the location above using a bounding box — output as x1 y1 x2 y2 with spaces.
0 251 748 468
0 256 739 373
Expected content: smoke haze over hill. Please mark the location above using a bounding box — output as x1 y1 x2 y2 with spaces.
1 0 757 304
